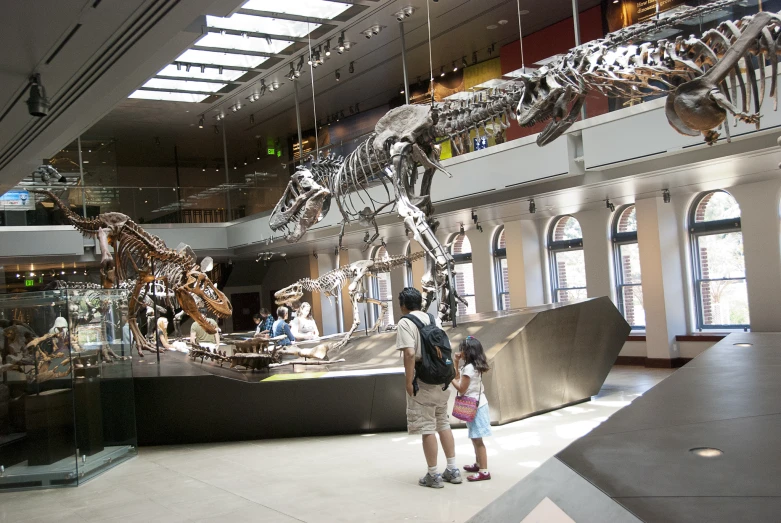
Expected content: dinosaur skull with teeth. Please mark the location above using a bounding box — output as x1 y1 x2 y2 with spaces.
270 167 331 242
177 268 232 333
274 283 304 307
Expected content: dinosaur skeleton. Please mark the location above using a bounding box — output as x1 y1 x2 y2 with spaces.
515 0 781 145
0 333 71 384
274 251 429 351
34 190 232 357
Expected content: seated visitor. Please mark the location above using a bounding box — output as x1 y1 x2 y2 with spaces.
190 311 220 348
261 308 274 332
156 317 174 352
272 306 295 346
290 301 319 341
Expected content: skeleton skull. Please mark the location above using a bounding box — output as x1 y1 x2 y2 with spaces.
176 268 232 334
269 167 331 242
516 70 586 147
275 283 304 306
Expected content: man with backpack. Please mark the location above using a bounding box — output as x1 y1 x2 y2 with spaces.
396 287 462 489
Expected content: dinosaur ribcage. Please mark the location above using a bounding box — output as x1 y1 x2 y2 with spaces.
331 135 394 222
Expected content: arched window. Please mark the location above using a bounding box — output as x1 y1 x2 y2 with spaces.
613 205 645 329
690 190 749 329
494 226 510 310
450 233 477 316
404 243 414 288
370 245 394 326
548 216 587 303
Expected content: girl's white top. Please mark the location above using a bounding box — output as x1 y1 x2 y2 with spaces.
461 363 488 407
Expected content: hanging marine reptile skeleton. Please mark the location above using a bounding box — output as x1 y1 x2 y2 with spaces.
274 250 438 351
515 0 781 145
34 190 232 357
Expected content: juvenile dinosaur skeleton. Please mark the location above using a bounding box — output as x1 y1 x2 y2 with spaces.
274 251 429 350
515 0 781 145
34 190 232 357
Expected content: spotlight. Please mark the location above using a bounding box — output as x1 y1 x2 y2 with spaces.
26 74 50 117
198 115 204 128
403 5 415 17
231 104 239 113
307 55 313 65
338 31 346 53
296 56 304 75
462 56 468 68
200 65 205 73
440 66 445 77
288 63 296 80
606 199 615 212
453 61 458 72
355 102 360 112
325 40 331 57
399 84 405 94
213 125 219 135
349 61 355 73
250 114 255 124
176 63 182 71
186 64 191 72
663 189 671 203
271 81 279 90
529 199 536 214
259 79 267 96
459 223 465 234
335 69 340 81
218 66 224 74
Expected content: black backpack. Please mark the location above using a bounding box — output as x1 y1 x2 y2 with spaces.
402 313 456 390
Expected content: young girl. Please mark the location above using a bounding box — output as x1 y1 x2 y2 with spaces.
451 336 492 481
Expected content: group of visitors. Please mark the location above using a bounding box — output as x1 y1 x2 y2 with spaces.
396 287 492 488
252 302 320 346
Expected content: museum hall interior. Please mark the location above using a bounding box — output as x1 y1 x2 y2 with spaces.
2 0 781 521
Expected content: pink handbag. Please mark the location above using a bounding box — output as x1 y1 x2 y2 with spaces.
452 373 482 422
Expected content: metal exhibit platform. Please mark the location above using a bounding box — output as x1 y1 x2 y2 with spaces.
131 297 628 445
469 333 781 523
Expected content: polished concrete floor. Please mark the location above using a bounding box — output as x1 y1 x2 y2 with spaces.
0 366 672 523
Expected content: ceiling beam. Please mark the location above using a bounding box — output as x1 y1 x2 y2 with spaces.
191 45 279 59
171 61 262 72
237 8 332 26
154 74 244 85
203 26 306 44
138 86 220 96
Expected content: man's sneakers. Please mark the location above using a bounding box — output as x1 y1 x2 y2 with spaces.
467 471 491 482
419 472 444 489
442 467 463 484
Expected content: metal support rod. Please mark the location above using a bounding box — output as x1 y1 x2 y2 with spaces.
446 263 457 328
293 79 304 163
77 136 87 218
399 22 410 104
571 0 587 120
222 120 231 220
174 145 182 222
153 259 160 365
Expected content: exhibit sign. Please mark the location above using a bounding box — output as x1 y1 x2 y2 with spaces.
0 190 32 210
603 0 687 32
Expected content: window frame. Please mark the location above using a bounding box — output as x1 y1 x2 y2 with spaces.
689 191 748 330
493 226 509 310
368 246 394 327
612 205 644 330
449 233 476 316
548 216 587 303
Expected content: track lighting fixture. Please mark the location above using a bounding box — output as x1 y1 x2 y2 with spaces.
307 55 313 66
288 63 296 80
296 56 304 74
176 62 182 71
440 66 445 77
606 199 615 212
355 102 360 112
259 79 267 96
198 115 204 128
459 223 465 235
663 189 671 203
472 51 478 64
213 125 219 135
325 39 331 57
399 85 405 94
529 199 536 214
218 66 223 74
200 65 205 73
462 56 468 68
271 81 279 91
27 74 50 117
250 114 255 124
186 64 191 72
215 113 223 121
335 69 340 81
338 31 346 53
361 25 383 39
340 110 345 119
453 61 458 72
202 165 206 172
349 61 355 73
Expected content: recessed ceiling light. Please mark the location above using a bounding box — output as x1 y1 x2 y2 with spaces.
690 447 723 458
486 24 498 30
519 10 529 15
734 343 753 347
498 19 508 25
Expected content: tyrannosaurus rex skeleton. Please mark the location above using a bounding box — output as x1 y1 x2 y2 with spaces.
34 190 232 357
274 251 428 350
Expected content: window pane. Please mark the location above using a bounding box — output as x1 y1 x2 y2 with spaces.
243 0 352 19
501 293 510 311
552 216 582 241
454 262 475 296
619 243 642 284
452 234 472 255
621 285 645 327
557 288 587 303
457 295 477 316
699 280 750 326
616 205 637 233
196 33 293 55
500 258 509 291
206 14 318 38
697 232 745 279
554 250 587 289
694 191 741 222
497 229 506 249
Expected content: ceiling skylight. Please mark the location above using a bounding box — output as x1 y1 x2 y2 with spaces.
177 49 267 69
206 14 317 38
143 78 227 93
157 64 246 82
243 0 351 19
129 91 210 103
197 32 293 55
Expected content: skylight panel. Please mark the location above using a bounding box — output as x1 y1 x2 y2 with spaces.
129 90 210 103
197 32 292 55
143 78 226 93
157 64 246 82
177 49 267 69
242 0 351 19
206 14 317 38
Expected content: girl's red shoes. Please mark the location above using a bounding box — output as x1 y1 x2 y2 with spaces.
467 472 491 482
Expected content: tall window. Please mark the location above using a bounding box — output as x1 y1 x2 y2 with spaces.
690 190 749 329
549 216 587 302
370 245 394 325
613 205 645 329
494 227 510 310
450 233 477 316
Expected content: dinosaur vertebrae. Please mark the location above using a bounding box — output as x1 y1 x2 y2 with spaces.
332 135 393 224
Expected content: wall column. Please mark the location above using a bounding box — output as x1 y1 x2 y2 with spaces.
575 209 614 301
464 228 494 313
317 252 340 336
635 196 686 361
729 180 781 332
504 219 545 308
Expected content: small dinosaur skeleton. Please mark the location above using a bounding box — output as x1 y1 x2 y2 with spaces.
34 190 232 357
0 333 71 384
515 0 781 145
274 251 428 351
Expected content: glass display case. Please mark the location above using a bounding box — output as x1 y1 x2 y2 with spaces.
0 289 137 490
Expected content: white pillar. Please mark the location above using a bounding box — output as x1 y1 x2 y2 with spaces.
464 228 494 313
729 180 781 332
504 219 545 308
317 252 340 336
635 196 686 360
575 209 614 301
385 241 407 322
339 248 365 334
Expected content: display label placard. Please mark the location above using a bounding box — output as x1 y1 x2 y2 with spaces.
0 190 32 210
